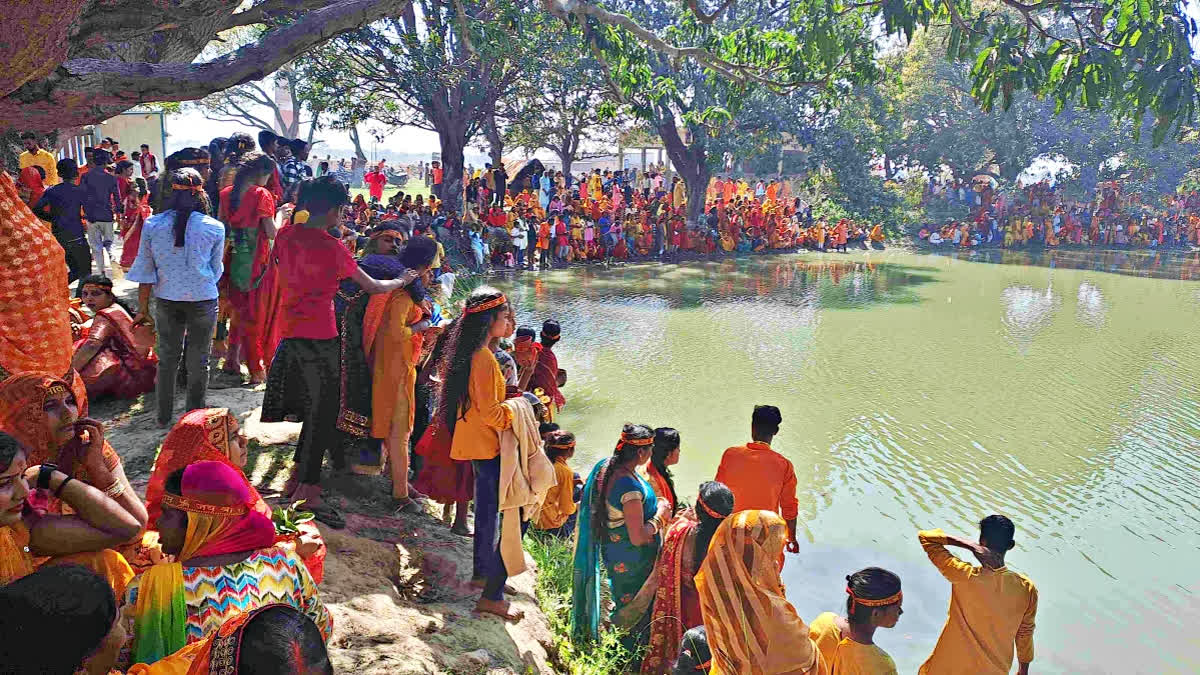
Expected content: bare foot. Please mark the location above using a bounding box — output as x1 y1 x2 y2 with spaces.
475 598 524 621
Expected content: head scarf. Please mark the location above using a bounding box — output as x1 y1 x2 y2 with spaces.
695 510 821 675
132 462 277 665
145 409 265 525
0 373 97 475
17 166 44 205
168 461 276 562
0 172 72 378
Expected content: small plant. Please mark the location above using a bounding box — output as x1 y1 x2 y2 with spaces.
272 500 315 536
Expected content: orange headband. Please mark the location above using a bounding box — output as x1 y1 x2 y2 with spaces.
547 441 576 450
45 383 68 397
617 432 653 448
171 181 203 193
162 493 247 517
177 158 209 166
696 494 729 520
465 295 507 314
847 588 902 609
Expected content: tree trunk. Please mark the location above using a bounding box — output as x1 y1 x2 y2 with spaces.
654 114 709 228
437 123 467 215
348 124 368 160
482 103 504 168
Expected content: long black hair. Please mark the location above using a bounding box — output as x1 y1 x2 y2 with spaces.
400 235 438 304
693 480 734 566
230 152 276 212
651 427 680 514
846 567 902 625
590 423 654 539
435 286 509 434
166 168 209 247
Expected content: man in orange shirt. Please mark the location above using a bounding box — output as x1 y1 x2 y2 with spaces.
918 515 1037 675
713 405 800 553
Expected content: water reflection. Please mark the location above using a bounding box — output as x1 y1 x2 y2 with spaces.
924 246 1200 281
500 250 1200 673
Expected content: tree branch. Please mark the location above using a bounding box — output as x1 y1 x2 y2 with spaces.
222 0 337 30
10 0 412 123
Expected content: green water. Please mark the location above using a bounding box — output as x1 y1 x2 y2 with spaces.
502 249 1200 674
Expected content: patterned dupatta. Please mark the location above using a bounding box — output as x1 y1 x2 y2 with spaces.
640 517 698 675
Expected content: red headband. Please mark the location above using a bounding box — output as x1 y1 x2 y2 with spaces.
162 493 247 517
465 295 507 314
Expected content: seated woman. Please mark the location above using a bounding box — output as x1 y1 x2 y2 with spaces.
572 424 671 648
808 567 903 675
0 565 129 675
696 510 825 675
0 431 139 593
128 604 333 675
0 373 148 529
126 461 332 666
640 481 734 675
672 625 712 675
71 275 158 401
532 430 580 538
140 408 326 581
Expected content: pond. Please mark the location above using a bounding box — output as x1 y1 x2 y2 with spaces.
501 248 1200 673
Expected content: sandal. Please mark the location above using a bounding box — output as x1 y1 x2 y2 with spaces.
308 503 345 529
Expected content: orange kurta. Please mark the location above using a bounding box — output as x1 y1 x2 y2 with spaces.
713 442 799 520
369 291 423 438
918 529 1037 675
448 348 513 461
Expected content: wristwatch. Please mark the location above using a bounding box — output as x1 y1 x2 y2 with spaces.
37 463 59 491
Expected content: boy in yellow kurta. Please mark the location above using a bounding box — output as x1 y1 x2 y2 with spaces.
918 516 1037 675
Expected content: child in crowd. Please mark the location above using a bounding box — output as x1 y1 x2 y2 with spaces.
534 430 580 538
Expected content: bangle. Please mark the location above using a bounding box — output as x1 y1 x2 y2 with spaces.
54 477 73 498
104 480 126 499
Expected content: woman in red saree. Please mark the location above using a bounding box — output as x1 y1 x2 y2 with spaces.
16 166 45 206
72 275 157 401
120 179 152 270
640 481 733 675
218 153 278 384
141 408 326 583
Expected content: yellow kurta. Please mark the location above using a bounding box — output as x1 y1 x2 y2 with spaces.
809 612 898 675
918 529 1037 675
534 459 577 530
369 291 422 439
19 149 60 185
449 349 513 461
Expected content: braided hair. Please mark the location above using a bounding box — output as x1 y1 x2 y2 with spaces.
590 423 654 539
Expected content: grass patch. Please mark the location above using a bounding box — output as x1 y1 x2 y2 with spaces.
525 531 638 674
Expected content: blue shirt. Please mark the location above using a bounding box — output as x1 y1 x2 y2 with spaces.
33 182 87 240
126 210 225 302
79 168 120 222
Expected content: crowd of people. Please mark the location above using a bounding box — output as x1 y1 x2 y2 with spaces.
347 164 889 272
917 177 1200 249
4 125 1040 675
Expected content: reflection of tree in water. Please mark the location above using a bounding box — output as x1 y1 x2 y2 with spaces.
1001 284 1062 353
1075 282 1108 329
929 247 1200 281
505 258 939 311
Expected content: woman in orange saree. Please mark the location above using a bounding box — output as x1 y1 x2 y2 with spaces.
640 481 733 675
141 408 326 583
0 373 147 530
696 510 827 675
72 275 157 401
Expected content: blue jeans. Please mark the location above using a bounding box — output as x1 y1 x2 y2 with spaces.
472 457 505 601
